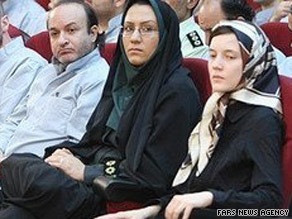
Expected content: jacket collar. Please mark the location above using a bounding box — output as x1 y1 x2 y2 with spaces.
226 101 255 123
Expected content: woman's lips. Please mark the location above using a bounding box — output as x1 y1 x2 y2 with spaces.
212 75 224 80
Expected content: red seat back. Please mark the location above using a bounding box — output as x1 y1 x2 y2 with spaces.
280 75 292 208
35 0 50 11
261 22 292 57
247 0 261 12
182 58 212 105
25 31 53 62
8 24 30 43
101 43 117 65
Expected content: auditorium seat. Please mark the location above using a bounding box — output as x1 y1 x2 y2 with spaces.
279 75 292 208
102 43 117 65
261 22 292 57
8 24 30 43
35 0 50 11
182 58 211 105
247 0 261 12
25 31 53 62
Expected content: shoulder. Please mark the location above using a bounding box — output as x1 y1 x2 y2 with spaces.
227 102 283 131
165 67 197 91
81 53 109 80
75 53 110 88
17 46 47 67
5 48 47 75
159 67 201 103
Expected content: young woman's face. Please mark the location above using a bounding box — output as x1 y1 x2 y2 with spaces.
122 4 159 66
208 33 244 93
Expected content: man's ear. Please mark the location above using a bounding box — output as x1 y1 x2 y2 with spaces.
236 16 245 21
90 25 100 42
1 15 9 33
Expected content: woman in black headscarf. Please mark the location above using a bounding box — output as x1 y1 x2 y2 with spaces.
97 20 284 219
0 0 201 218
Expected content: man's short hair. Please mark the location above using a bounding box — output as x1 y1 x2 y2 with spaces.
49 0 105 48
221 0 255 22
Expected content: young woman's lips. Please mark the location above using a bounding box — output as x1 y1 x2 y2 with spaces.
212 75 224 80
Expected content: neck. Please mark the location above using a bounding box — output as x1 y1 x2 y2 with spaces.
180 12 192 23
99 20 109 32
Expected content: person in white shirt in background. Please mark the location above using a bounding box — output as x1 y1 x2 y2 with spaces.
264 0 292 23
86 0 127 43
254 0 278 25
278 12 292 77
0 0 109 159
0 2 47 126
1 0 47 36
162 0 209 59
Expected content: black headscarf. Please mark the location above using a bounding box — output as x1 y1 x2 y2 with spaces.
106 0 167 130
79 0 183 166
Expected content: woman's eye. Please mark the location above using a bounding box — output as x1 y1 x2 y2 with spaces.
124 26 134 33
226 55 235 60
142 27 152 32
209 53 216 59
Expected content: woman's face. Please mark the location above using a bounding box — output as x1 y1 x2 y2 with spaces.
208 33 244 93
122 4 159 66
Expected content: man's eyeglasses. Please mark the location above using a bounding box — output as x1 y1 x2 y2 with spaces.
121 25 159 38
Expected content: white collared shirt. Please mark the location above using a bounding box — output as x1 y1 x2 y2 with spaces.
279 56 292 78
0 48 109 158
180 17 209 60
0 37 47 126
3 0 47 36
106 14 122 43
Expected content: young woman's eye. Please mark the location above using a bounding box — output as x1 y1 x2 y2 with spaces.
209 53 216 59
226 55 235 60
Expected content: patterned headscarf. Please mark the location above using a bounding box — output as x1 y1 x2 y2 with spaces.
173 20 282 186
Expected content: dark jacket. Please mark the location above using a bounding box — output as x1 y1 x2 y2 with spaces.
159 102 284 210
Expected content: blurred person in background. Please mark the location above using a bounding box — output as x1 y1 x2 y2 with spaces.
162 0 209 59
1 0 47 36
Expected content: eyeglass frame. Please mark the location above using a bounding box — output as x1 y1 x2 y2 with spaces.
120 25 159 38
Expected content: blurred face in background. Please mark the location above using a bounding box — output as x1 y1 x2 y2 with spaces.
198 1 226 44
162 0 198 22
86 0 116 21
